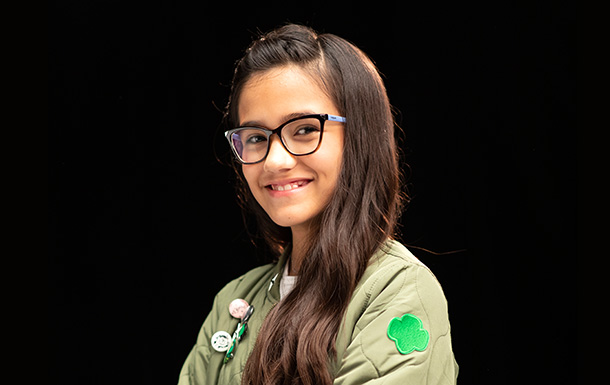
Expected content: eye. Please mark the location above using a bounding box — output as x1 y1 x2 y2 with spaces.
245 133 268 144
294 126 320 136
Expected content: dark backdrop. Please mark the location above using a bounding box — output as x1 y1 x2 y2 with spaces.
49 1 577 384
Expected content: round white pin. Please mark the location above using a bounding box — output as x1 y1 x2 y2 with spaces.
228 298 249 320
211 331 232 352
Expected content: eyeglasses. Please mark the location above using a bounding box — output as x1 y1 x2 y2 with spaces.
224 113 346 165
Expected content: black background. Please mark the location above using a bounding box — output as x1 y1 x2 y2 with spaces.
49 1 577 384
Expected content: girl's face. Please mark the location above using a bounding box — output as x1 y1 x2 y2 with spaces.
238 66 344 232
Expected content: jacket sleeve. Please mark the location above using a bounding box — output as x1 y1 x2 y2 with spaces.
333 264 458 385
178 271 251 385
177 291 221 385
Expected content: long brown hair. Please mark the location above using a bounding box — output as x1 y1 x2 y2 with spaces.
224 24 404 385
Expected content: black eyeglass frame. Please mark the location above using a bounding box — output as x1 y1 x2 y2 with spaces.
224 113 346 165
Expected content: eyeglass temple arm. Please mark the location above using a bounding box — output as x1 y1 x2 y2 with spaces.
326 114 346 123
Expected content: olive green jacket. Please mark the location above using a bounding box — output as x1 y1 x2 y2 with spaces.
178 240 458 384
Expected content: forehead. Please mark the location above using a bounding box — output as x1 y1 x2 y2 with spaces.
237 66 338 127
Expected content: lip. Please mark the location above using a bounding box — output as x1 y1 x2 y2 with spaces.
263 178 313 196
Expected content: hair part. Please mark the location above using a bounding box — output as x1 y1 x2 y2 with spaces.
225 24 405 385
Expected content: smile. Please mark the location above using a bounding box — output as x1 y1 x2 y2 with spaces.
265 180 311 192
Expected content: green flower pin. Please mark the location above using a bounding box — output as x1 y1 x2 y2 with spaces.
387 313 430 355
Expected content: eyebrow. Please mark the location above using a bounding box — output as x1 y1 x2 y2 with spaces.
239 110 317 128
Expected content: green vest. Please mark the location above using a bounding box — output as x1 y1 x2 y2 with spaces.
178 240 458 384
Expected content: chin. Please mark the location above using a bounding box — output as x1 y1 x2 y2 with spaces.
266 208 314 229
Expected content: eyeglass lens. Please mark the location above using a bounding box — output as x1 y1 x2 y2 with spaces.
229 117 322 163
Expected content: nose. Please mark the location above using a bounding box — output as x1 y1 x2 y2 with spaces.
263 135 297 173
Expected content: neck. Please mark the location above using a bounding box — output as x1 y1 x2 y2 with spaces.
289 224 311 276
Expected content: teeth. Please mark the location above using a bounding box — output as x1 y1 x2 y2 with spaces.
270 181 306 191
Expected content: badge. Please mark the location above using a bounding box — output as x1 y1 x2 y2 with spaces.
223 305 255 364
387 313 430 355
228 299 249 320
211 331 232 352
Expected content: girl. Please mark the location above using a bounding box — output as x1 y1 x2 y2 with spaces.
179 24 458 385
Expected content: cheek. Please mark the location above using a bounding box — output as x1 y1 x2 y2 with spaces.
319 134 344 181
305 138 344 192
241 165 261 196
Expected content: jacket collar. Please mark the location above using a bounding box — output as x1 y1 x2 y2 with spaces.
266 244 291 303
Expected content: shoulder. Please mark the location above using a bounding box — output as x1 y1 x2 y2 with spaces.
371 238 429 272
190 262 280 356
213 262 278 304
334 240 457 384
350 239 450 335
181 262 282 385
